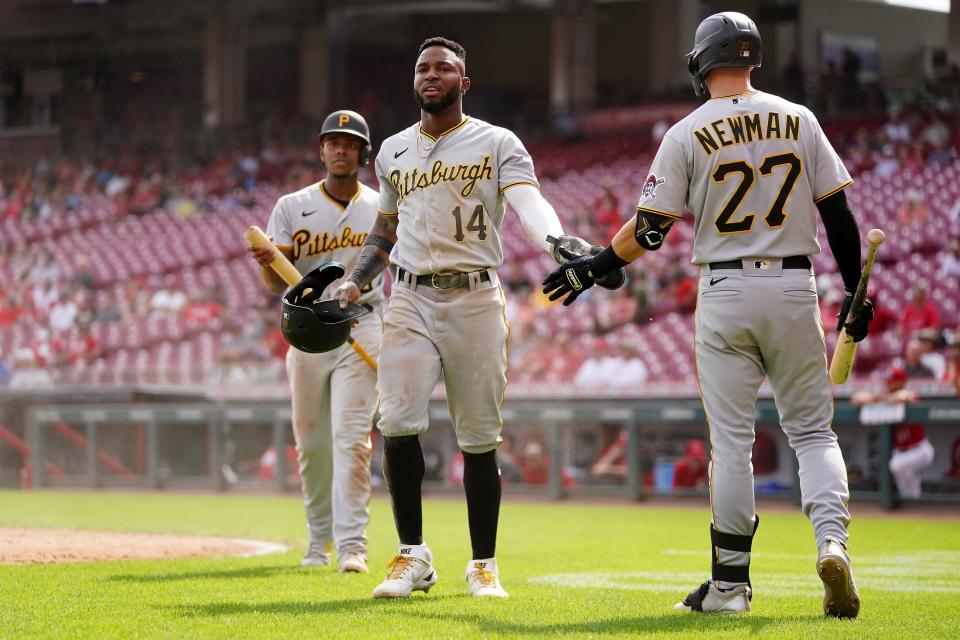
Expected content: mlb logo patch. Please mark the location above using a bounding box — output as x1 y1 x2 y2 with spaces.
732 98 742 104
739 40 751 57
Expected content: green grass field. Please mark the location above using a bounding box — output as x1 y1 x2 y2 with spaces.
1 490 958 639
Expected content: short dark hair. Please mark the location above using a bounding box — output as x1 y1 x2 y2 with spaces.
419 37 466 64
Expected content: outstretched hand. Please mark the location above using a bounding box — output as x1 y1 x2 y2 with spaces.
542 248 598 306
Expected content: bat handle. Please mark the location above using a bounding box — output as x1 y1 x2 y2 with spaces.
347 336 378 372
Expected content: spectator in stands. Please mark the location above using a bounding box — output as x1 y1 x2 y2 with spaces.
940 240 960 278
902 338 935 379
255 444 301 483
928 139 956 165
518 440 549 485
872 145 899 178
867 288 898 334
851 367 934 499
0 290 25 328
516 439 574 488
900 286 941 337
149 275 187 316
882 109 912 145
595 186 623 240
914 328 946 380
920 115 950 149
26 248 59 285
69 255 96 291
95 290 124 324
574 340 647 388
48 291 78 334
673 269 698 314
896 189 930 226
68 325 101 365
672 438 708 489
180 293 223 328
819 288 843 334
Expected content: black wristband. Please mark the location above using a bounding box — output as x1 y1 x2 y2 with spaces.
364 234 395 254
590 245 629 277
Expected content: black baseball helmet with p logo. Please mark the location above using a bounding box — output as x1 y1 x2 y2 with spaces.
319 110 372 166
280 262 370 353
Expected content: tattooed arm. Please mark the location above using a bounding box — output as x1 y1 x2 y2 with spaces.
336 213 399 308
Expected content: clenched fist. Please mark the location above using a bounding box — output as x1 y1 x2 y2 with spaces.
248 237 277 268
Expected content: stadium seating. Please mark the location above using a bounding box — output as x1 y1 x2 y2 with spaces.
2 120 959 388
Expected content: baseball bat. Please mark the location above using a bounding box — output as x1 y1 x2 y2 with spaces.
244 225 378 372
828 228 885 384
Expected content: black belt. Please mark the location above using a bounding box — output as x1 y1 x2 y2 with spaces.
709 255 811 270
396 266 491 290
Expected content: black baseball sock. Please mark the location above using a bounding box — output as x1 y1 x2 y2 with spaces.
383 435 424 546
462 449 501 559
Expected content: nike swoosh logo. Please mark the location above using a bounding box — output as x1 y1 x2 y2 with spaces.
301 210 317 217
709 277 728 286
394 148 409 159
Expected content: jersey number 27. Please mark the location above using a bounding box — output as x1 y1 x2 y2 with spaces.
712 152 801 234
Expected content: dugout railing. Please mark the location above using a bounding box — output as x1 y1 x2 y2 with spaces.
21 398 960 509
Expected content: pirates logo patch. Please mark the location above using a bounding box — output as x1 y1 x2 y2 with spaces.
641 174 666 200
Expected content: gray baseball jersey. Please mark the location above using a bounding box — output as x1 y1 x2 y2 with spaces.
268 180 385 308
636 90 852 263
637 91 853 572
266 179 383 562
373 116 533 453
375 117 539 274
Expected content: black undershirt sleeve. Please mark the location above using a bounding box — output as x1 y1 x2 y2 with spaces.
815 190 862 292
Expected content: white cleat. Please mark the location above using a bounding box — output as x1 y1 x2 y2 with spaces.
300 539 331 567
372 544 438 599
674 579 751 613
338 552 369 574
465 558 509 598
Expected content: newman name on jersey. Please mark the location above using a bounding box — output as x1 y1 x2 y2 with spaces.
636 91 851 265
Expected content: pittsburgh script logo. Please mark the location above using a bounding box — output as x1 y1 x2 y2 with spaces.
390 155 493 205
291 226 367 260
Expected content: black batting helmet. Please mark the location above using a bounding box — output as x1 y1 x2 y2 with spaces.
319 110 372 166
686 12 761 99
280 262 370 354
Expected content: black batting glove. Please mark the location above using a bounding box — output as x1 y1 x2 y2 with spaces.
837 291 874 343
542 248 599 306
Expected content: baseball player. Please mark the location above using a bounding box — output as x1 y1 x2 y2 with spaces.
543 12 873 618
336 37 616 599
248 110 383 574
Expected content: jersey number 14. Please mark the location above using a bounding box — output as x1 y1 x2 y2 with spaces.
712 152 801 234
452 204 487 241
